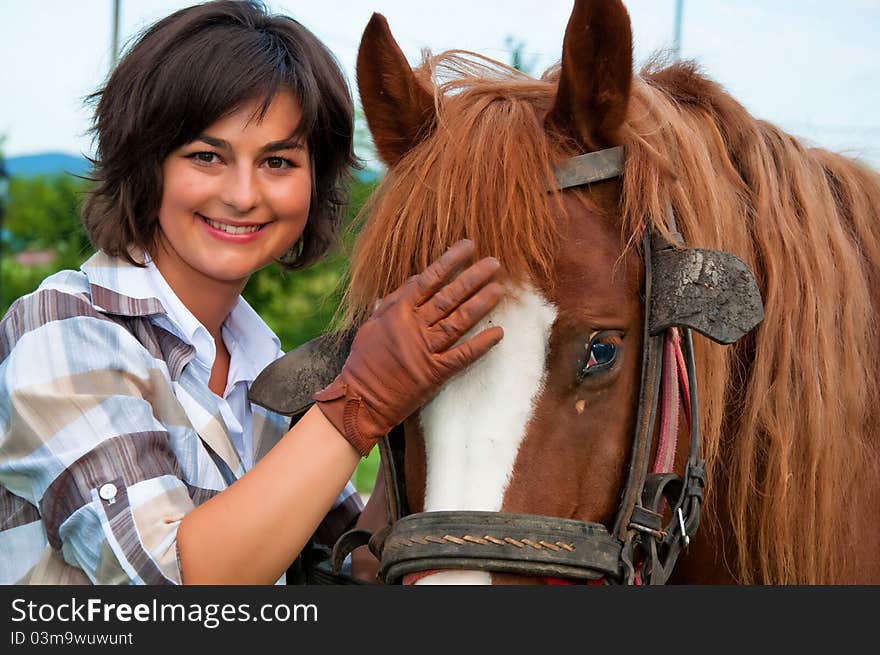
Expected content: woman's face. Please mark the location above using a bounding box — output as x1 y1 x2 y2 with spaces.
154 90 311 290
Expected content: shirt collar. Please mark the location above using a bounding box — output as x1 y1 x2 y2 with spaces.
224 295 282 386
142 257 216 371
141 257 282 383
81 250 281 387
80 250 166 317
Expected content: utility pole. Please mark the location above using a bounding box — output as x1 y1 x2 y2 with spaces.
672 0 684 61
0 156 8 311
111 0 121 67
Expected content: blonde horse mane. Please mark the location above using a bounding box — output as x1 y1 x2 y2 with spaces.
344 51 880 583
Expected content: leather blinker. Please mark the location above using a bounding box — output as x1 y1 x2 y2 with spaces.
649 247 764 345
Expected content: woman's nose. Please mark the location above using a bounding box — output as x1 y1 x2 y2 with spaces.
220 167 260 214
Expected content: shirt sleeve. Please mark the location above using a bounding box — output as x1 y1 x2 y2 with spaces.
1 295 192 584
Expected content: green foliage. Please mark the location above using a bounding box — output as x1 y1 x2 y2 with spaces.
1 174 93 314
504 35 539 74
244 253 345 351
353 448 380 497
2 256 67 314
4 174 91 256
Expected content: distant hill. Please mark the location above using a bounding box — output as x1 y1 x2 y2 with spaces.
5 152 91 178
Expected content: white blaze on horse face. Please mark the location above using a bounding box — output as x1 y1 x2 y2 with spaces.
414 285 556 585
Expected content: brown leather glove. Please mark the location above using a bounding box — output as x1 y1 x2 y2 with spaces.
313 240 505 456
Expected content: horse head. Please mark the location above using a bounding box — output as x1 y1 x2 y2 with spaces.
350 0 757 585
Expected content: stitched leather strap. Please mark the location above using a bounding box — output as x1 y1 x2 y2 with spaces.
376 511 623 584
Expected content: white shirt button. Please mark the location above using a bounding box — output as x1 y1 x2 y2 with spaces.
99 483 118 504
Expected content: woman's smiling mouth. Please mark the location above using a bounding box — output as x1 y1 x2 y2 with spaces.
197 213 266 235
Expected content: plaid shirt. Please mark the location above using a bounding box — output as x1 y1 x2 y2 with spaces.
0 251 362 584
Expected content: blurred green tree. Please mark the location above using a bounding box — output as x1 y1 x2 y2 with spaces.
504 35 539 74
4 174 91 256
1 174 92 313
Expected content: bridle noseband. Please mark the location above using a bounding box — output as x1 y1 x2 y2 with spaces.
328 145 764 585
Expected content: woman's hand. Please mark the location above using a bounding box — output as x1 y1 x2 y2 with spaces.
313 239 504 456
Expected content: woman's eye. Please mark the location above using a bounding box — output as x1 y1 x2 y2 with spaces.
264 157 293 169
191 152 220 164
580 339 619 378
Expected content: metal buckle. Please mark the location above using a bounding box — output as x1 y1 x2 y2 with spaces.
677 507 690 548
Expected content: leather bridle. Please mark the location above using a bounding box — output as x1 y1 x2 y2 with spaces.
330 145 764 585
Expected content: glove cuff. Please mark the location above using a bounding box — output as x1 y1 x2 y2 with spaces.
313 377 379 457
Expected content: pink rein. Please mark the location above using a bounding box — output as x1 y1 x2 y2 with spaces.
653 328 691 476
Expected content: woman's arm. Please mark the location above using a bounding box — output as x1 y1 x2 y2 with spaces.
0 290 196 585
176 405 360 584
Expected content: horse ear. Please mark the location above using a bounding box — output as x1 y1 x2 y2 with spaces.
356 13 436 167
545 0 633 150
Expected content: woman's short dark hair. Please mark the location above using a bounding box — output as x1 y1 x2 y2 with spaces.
83 0 355 270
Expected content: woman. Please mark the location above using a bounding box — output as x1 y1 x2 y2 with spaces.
0 0 503 585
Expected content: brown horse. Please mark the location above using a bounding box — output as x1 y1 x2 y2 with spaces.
257 0 880 584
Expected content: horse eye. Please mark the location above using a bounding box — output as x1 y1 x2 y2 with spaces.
579 340 618 378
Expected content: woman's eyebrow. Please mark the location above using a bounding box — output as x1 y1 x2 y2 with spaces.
193 135 304 154
258 138 305 154
195 135 230 149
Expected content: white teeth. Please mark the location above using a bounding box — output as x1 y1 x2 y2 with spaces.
202 216 261 234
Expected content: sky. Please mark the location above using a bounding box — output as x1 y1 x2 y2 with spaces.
1 0 878 168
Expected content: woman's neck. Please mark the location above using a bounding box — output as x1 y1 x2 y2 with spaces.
150 243 247 341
